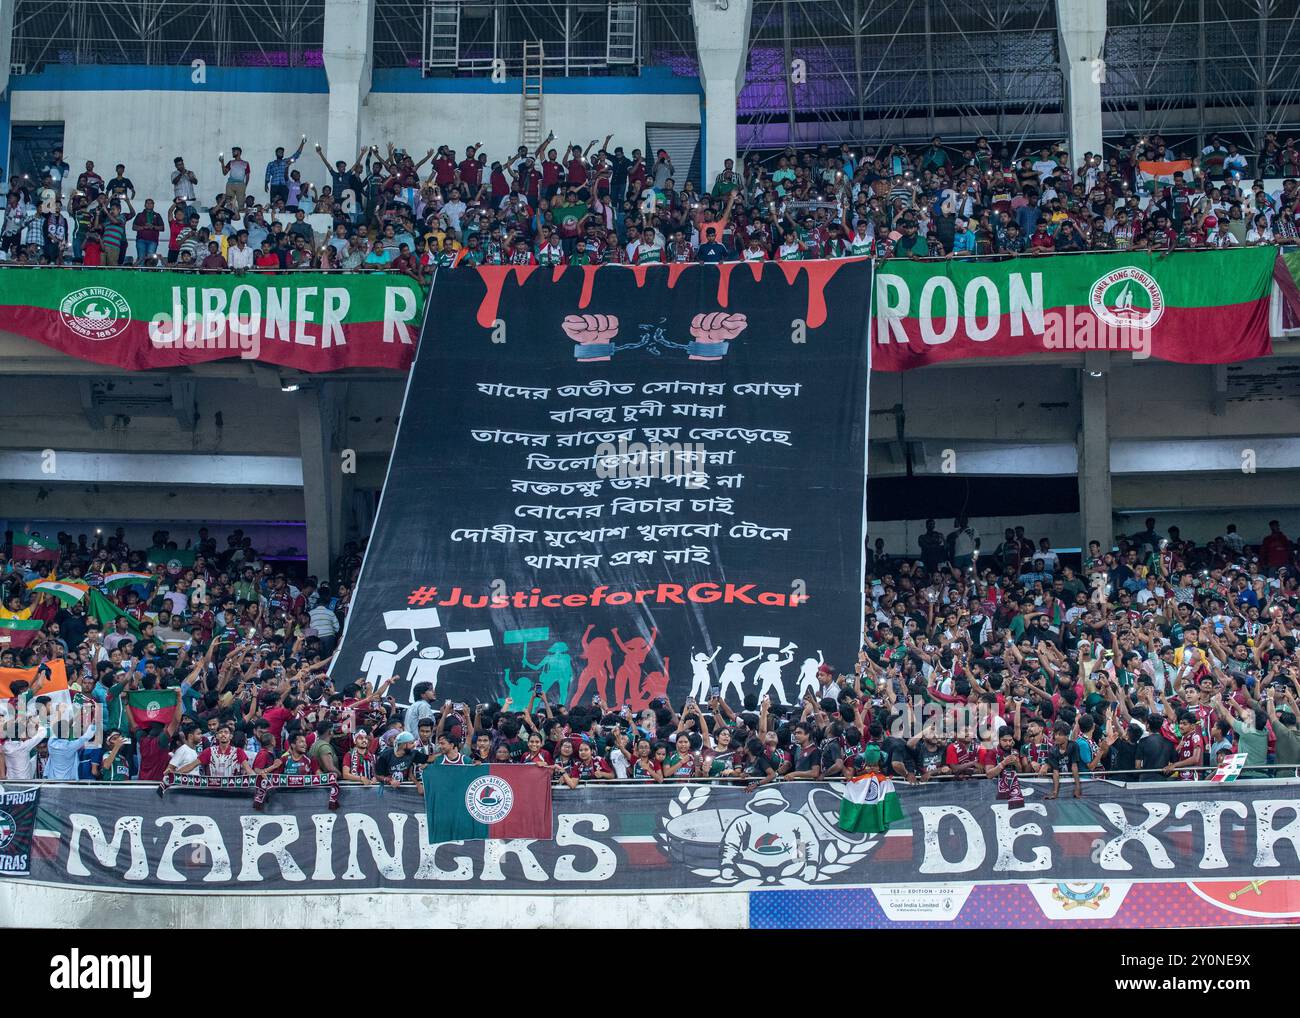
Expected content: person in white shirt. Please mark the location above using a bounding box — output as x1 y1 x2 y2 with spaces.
1208 221 1240 247
441 189 468 236
227 230 255 269
1 718 48 780
1246 215 1273 244
164 723 204 779
1032 149 1059 183
1034 539 1061 575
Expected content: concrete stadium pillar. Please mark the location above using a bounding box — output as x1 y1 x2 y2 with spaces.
323 0 375 164
1077 352 1113 553
297 384 338 582
691 0 753 188
1057 0 1105 165
0 0 15 171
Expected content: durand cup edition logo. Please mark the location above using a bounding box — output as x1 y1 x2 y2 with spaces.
464 774 514 824
1088 266 1165 331
59 286 132 341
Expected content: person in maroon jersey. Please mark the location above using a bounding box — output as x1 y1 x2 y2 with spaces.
198 725 252 777
255 731 339 810
1163 711 1206 780
521 731 553 768
432 146 458 190
250 726 278 773
559 738 613 788
342 729 376 784
987 726 1025 807
550 738 577 784
457 144 483 195
943 725 986 778
540 147 565 199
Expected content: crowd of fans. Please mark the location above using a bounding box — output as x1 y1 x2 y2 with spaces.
2 515 1298 790
1 130 1296 274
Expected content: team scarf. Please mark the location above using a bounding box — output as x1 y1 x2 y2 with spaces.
346 748 375 779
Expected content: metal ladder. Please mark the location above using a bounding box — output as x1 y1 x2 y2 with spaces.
522 40 544 148
606 1 638 65
422 1 460 72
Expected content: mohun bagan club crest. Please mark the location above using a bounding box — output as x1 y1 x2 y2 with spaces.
464 774 515 825
1088 267 1164 331
0 810 16 851
59 286 132 341
656 785 878 887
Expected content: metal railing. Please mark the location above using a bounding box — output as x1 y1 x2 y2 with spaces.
15 764 1299 789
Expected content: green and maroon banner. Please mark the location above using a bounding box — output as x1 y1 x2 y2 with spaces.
0 268 426 371
424 763 553 843
872 248 1279 369
1278 247 1300 331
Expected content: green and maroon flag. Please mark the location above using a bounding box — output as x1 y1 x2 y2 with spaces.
125 688 181 728
1277 247 1300 330
0 617 44 649
872 247 1279 369
424 764 553 843
0 269 426 372
12 531 59 562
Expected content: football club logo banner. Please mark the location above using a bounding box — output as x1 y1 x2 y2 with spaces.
11 781 1300 894
332 261 873 708
0 787 39 876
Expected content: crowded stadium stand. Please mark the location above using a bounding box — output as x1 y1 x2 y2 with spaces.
3 0 1300 938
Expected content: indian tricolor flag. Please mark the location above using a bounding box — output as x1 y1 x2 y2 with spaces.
0 617 44 649
27 578 88 607
838 773 904 834
104 571 154 592
424 764 553 843
12 531 59 562
1136 158 1193 193
0 659 73 707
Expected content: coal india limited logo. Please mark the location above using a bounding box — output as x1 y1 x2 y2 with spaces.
59 286 132 341
464 774 514 825
0 810 15 851
1088 266 1164 331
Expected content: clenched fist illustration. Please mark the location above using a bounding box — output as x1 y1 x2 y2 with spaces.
563 313 620 362
688 312 748 361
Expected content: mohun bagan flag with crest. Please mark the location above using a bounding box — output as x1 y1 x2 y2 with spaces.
423 764 553 843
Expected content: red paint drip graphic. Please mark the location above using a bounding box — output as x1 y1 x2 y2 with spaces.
716 262 737 308
665 263 692 289
576 264 601 309
475 265 539 328
775 259 847 329
477 258 850 331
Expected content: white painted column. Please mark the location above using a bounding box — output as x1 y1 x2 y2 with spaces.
0 0 14 100
691 0 753 188
1057 0 1106 165
322 0 375 162
1077 351 1113 553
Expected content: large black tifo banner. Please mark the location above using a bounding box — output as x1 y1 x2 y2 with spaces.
11 782 1300 892
0 786 39 875
333 261 873 707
